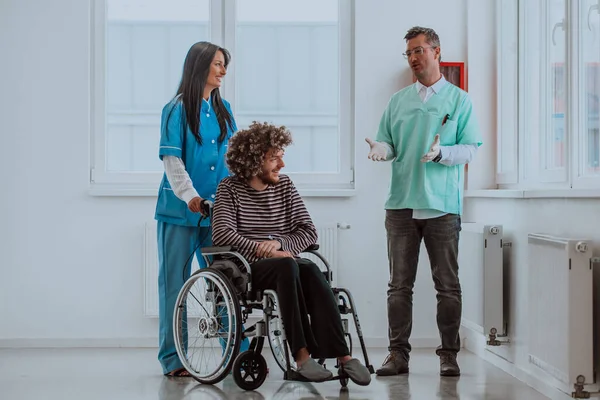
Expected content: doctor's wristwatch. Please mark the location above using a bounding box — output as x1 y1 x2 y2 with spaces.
432 149 443 163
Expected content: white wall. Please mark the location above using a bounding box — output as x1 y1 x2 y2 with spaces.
0 0 161 344
0 0 469 348
460 197 600 398
464 0 496 190
460 0 599 397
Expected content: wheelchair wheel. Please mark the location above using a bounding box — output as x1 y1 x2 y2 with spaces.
232 350 268 390
265 295 295 373
173 268 242 384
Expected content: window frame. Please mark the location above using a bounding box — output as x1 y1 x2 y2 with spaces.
89 0 356 196
571 0 600 189
496 0 600 191
495 0 519 185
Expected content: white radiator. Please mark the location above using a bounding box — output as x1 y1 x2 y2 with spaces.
527 233 593 388
459 223 506 339
143 222 339 318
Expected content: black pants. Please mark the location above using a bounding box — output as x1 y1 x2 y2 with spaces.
250 257 349 359
385 209 462 357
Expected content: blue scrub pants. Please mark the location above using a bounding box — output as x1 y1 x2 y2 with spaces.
157 221 249 374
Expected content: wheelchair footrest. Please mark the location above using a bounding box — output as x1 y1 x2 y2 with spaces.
284 369 310 382
284 369 343 382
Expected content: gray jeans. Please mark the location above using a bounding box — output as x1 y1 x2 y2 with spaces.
385 209 462 357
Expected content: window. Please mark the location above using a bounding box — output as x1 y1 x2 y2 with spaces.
578 0 600 185
90 0 354 195
496 0 600 190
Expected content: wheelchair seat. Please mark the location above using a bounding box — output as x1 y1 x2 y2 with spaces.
209 259 249 295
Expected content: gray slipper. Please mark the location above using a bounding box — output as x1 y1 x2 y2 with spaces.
339 358 371 386
297 358 333 382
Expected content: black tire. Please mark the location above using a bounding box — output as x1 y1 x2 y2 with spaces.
232 351 269 391
173 268 242 384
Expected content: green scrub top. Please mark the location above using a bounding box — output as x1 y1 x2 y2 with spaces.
376 82 482 215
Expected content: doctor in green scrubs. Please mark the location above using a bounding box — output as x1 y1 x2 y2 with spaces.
366 26 482 378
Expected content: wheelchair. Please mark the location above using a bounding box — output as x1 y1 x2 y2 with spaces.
172 243 375 391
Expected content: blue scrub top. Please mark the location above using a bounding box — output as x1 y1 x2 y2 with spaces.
154 96 236 227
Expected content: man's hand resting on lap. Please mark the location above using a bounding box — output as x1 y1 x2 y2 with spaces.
256 240 284 258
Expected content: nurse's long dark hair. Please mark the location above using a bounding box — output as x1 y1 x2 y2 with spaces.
167 41 234 145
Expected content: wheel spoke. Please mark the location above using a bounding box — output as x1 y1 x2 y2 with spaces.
173 269 241 384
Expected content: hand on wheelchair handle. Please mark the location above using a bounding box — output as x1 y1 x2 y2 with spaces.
187 196 203 213
200 199 213 217
187 197 213 217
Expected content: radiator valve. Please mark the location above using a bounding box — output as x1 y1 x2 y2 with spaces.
572 375 591 398
576 242 589 253
487 327 509 346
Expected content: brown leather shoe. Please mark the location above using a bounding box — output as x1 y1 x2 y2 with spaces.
375 351 409 376
439 351 460 376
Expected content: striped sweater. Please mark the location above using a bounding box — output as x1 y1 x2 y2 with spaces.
212 174 318 263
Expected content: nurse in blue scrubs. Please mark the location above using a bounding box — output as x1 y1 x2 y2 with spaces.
154 41 247 377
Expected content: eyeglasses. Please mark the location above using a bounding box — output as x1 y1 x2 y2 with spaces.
402 46 435 59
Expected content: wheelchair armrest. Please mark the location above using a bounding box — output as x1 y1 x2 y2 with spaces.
201 246 238 254
303 244 319 251
301 244 333 283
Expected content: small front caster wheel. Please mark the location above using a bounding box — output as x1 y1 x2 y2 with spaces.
232 351 268 391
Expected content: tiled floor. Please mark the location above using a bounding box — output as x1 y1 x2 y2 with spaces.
0 347 566 399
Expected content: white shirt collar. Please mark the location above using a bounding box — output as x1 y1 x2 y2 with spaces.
415 74 447 94
202 96 211 112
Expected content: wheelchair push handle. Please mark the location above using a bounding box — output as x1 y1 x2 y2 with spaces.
200 199 213 217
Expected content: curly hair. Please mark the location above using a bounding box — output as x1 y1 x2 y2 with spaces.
226 121 293 179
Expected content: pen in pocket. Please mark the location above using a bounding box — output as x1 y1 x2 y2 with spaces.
442 114 450 125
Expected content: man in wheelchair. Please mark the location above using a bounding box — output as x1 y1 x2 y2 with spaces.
211 121 371 386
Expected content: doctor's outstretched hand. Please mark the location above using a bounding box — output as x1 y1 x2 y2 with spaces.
421 134 441 162
365 138 388 161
